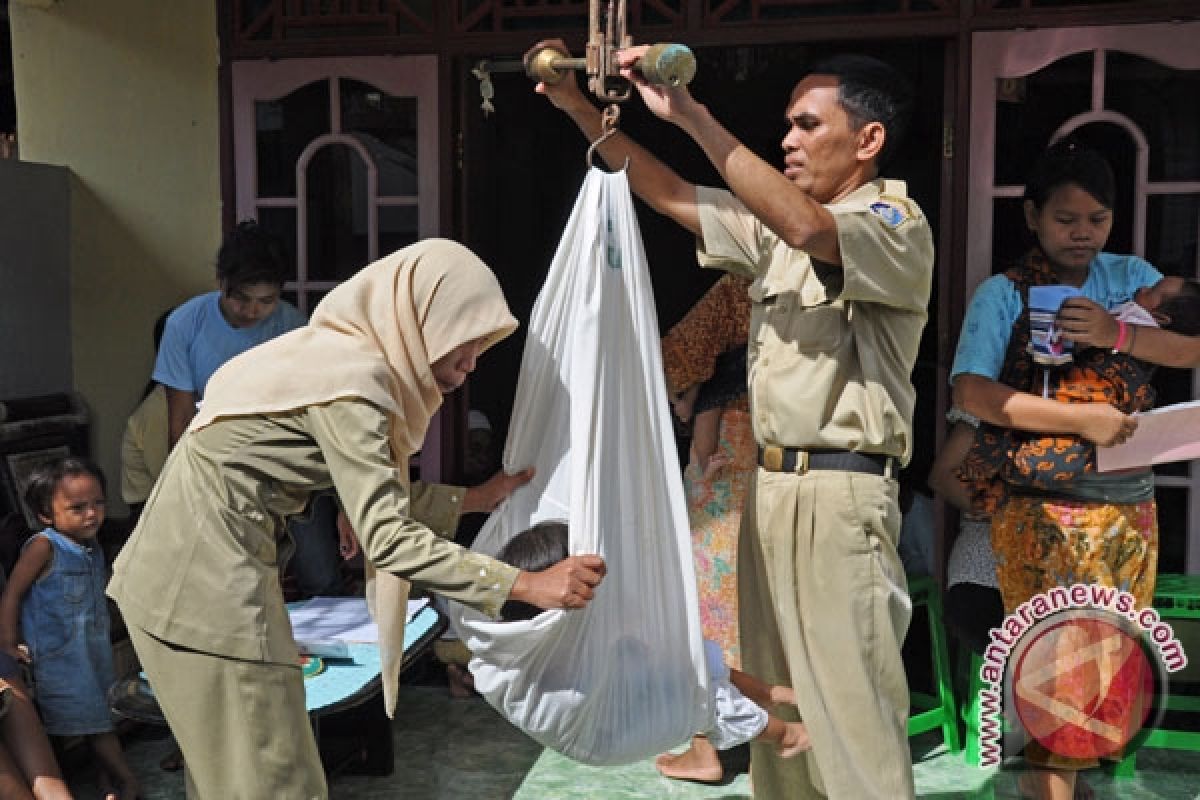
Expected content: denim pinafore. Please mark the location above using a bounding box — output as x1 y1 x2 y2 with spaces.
19 528 116 735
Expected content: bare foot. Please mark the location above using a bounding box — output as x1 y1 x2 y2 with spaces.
654 737 723 783
446 663 476 698
776 721 812 759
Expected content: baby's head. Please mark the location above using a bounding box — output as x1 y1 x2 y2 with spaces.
1135 276 1200 335
496 521 569 621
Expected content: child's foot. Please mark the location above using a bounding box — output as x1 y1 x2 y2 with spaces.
776 721 812 759
654 746 723 783
446 663 476 698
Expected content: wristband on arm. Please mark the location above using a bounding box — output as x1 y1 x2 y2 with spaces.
1112 320 1129 354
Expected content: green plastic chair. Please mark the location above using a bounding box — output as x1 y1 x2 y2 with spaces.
907 575 963 753
1112 573 1200 778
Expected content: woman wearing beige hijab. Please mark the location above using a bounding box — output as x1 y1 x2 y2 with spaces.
109 239 606 799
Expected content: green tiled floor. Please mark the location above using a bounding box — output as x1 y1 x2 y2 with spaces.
68 683 1200 799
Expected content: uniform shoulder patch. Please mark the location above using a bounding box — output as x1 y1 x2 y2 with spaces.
869 200 907 228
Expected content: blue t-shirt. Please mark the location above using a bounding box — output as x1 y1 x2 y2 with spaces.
950 253 1162 383
153 291 306 398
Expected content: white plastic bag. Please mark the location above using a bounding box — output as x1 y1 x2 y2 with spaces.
449 168 711 765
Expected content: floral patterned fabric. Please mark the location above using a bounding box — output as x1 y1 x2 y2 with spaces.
991 496 1158 614
683 409 755 669
661 274 752 414
662 274 753 669
991 495 1159 769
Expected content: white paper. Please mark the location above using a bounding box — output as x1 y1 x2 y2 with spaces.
288 595 430 644
1096 399 1200 472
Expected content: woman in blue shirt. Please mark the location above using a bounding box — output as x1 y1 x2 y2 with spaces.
950 139 1200 800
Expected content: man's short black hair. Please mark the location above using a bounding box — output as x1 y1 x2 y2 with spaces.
809 54 914 172
216 219 290 290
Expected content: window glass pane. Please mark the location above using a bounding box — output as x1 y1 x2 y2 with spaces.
991 197 1028 270
1106 52 1200 182
305 143 369 281
256 207 298 282
302 288 334 313
256 80 331 198
379 205 419 255
994 53 1094 185
1145 194 1199 279
340 79 418 197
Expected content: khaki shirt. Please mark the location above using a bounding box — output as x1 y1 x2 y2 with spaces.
108 397 517 665
120 384 169 505
696 179 933 465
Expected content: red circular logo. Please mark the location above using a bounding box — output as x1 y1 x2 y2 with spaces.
1012 612 1155 759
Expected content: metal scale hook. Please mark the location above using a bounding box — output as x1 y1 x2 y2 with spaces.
586 103 630 173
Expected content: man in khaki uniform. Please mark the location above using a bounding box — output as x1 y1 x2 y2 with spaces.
535 48 933 798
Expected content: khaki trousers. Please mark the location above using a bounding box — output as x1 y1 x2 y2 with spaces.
128 626 327 800
738 468 914 799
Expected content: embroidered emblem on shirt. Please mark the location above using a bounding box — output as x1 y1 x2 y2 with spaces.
869 201 906 228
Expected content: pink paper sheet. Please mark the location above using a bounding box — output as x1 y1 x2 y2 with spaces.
1096 400 1200 472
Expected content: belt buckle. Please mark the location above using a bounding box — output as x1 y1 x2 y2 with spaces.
794 450 809 475
763 446 783 472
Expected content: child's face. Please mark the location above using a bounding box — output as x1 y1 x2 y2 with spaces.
39 473 106 542
1024 183 1113 274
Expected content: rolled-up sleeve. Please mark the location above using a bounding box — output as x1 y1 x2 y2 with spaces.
307 399 516 619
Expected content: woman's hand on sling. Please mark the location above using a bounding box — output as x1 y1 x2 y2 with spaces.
509 555 607 611
463 467 535 513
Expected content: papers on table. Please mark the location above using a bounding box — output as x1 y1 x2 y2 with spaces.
1096 399 1200 472
289 595 431 656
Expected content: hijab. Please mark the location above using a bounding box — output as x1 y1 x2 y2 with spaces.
192 238 518 459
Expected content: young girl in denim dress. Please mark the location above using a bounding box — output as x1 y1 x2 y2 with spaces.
0 457 138 799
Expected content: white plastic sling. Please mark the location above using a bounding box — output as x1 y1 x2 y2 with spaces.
449 168 711 766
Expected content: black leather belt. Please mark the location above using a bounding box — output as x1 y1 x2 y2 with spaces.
758 445 894 477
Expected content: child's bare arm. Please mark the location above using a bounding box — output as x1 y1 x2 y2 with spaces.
0 536 52 660
728 666 793 709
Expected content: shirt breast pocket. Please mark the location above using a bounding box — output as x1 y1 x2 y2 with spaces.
752 285 844 354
